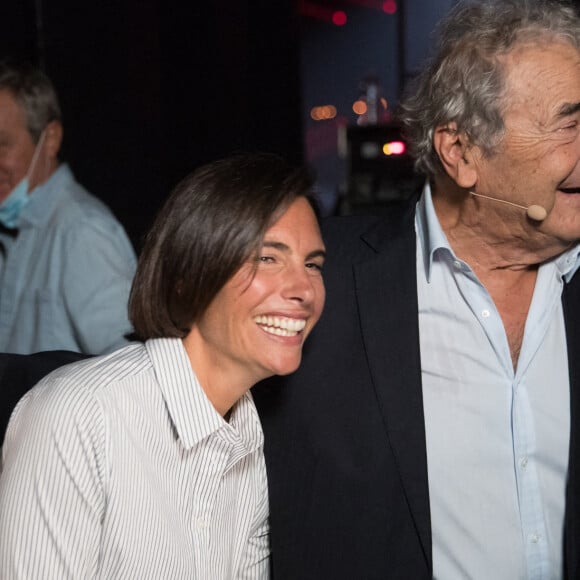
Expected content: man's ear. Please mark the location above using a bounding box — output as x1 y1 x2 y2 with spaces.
44 120 63 160
433 122 478 189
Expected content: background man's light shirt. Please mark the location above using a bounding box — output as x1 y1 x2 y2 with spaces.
0 164 136 354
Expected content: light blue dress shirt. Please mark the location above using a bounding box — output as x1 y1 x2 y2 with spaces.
0 164 137 354
416 184 580 580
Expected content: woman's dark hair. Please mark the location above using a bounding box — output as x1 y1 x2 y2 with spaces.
129 153 315 340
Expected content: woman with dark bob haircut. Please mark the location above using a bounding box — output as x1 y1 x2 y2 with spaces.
0 153 326 579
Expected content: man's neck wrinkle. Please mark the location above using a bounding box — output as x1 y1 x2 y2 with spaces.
433 189 572 271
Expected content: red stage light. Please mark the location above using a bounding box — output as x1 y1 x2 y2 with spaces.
382 0 397 15
332 10 347 26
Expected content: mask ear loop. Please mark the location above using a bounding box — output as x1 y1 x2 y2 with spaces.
25 128 48 187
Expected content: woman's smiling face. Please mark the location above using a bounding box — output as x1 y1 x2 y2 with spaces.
185 196 326 387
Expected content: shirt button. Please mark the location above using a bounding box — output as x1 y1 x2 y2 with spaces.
520 456 528 469
196 518 207 529
481 309 490 318
529 532 541 544
453 260 462 270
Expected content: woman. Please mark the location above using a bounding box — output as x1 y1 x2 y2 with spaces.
0 153 326 579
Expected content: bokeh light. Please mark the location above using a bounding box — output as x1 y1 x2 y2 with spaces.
383 141 406 155
332 10 347 26
352 100 367 115
382 0 397 15
311 105 338 121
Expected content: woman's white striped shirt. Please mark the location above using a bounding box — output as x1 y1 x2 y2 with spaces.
0 338 270 579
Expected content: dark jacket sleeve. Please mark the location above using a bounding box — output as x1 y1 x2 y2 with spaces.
0 351 89 448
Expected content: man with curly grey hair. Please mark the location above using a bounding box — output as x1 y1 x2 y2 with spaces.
254 1 580 578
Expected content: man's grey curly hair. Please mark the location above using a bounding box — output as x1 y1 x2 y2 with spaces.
399 0 580 178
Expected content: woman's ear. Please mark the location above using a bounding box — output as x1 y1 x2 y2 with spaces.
433 122 478 189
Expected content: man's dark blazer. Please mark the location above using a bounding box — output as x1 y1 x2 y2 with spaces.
0 350 87 447
253 197 580 579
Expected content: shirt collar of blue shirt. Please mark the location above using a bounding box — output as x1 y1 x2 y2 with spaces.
415 181 454 284
16 164 73 228
415 182 580 284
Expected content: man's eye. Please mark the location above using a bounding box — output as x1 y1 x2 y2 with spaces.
259 256 275 263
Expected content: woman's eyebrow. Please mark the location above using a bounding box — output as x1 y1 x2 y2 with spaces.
262 240 326 260
262 240 289 252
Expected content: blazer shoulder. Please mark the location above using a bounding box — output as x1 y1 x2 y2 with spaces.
321 198 418 261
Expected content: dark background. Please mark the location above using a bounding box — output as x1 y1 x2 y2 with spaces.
2 0 303 250
6 0 580 247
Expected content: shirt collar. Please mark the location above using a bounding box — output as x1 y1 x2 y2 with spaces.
17 164 73 228
415 181 455 282
415 182 580 283
554 244 580 283
146 337 263 452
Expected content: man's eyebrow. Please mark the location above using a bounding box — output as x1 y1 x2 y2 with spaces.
557 102 580 117
262 240 326 260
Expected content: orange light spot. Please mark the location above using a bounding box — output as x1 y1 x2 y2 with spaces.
352 100 367 115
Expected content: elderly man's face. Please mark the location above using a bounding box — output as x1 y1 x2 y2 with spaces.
474 41 580 245
0 89 37 204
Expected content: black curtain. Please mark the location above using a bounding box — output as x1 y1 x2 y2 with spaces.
1 0 303 250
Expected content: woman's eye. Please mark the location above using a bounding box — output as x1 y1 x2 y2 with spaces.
306 262 323 272
259 255 275 263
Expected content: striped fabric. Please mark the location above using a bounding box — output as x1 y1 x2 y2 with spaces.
0 338 270 579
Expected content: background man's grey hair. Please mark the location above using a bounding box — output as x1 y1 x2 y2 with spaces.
0 61 62 143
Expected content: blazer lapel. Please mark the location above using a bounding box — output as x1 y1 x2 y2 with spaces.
354 201 432 567
563 276 580 579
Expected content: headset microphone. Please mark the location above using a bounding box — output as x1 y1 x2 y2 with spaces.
469 191 548 221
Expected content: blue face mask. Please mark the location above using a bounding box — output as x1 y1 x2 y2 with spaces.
0 129 47 229
0 177 31 228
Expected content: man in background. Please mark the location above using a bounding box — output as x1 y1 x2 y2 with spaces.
254 1 580 578
0 61 136 354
